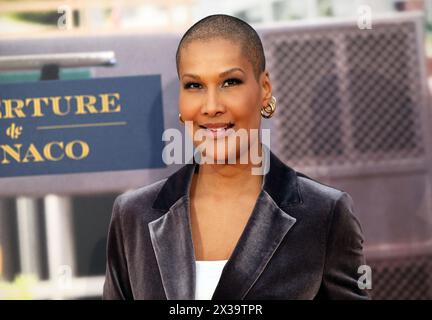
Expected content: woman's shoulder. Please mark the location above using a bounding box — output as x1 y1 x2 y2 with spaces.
295 171 346 202
111 162 193 219
292 170 361 234
113 177 168 216
268 151 348 209
292 170 355 216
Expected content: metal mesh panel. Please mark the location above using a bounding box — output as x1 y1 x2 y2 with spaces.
369 255 432 300
264 22 426 170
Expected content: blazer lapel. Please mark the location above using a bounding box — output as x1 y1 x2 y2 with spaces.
148 147 302 300
211 190 297 299
148 162 197 300
148 194 195 299
212 149 301 300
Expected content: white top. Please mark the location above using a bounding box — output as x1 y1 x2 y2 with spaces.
195 260 228 300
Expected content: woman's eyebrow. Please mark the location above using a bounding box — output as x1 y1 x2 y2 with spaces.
182 73 201 80
219 67 245 78
181 67 245 80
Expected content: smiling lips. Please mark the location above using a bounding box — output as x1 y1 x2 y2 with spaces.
198 122 235 139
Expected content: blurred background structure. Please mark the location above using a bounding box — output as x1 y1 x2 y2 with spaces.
1 0 432 299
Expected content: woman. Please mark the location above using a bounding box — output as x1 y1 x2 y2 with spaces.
103 14 370 300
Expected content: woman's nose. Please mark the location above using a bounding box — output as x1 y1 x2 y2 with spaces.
201 88 225 116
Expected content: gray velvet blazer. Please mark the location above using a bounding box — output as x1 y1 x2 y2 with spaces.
102 150 370 300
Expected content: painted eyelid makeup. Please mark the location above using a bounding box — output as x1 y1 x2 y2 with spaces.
222 78 243 86
183 78 243 89
183 82 201 89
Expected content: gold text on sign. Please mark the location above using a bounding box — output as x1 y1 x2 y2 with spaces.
6 122 23 139
0 140 90 164
0 93 121 119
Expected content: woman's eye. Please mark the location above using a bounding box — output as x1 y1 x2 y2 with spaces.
223 78 242 87
184 82 201 89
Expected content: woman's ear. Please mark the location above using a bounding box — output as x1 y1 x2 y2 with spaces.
260 70 273 107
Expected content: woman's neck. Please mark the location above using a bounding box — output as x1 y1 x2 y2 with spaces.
191 144 264 200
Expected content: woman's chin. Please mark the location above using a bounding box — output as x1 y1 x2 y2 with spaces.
199 147 246 165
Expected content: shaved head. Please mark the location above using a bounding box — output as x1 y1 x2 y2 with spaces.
176 14 266 82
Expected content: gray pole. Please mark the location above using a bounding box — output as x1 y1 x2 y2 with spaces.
16 197 43 279
44 195 76 282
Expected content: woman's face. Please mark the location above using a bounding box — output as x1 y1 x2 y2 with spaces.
178 37 272 164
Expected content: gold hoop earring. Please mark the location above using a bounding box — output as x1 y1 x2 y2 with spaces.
179 113 185 124
261 96 277 119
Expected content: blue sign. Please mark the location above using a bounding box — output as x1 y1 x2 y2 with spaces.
0 75 166 178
